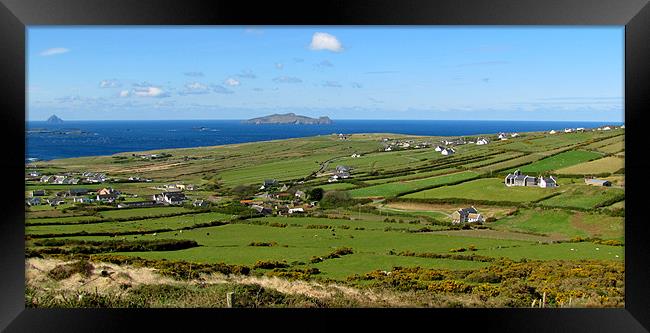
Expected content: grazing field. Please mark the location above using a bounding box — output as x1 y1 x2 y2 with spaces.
349 171 479 198
538 185 624 210
402 178 559 203
318 182 358 191
491 209 587 240
555 156 624 175
512 150 603 174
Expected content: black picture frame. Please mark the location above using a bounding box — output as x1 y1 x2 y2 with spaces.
1 0 648 331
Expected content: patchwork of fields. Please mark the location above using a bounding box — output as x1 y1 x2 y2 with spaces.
25 127 625 303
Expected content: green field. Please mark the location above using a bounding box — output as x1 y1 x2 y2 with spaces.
538 185 625 209
349 171 479 198
511 150 603 174
402 178 559 202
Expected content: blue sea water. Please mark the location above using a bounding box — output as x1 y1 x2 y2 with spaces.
26 120 623 161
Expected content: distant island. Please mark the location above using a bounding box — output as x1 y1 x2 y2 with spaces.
47 115 64 124
243 113 332 125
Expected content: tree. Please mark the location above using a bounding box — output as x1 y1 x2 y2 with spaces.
319 190 352 209
308 188 324 201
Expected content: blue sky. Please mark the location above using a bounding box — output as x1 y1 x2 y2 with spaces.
27 26 624 121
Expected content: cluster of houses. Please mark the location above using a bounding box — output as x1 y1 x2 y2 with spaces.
504 170 558 188
26 187 122 206
132 153 172 160
381 139 432 152
434 145 455 156
336 133 351 140
155 183 196 191
36 172 109 185
548 125 623 135
497 133 519 140
328 165 351 183
239 179 315 216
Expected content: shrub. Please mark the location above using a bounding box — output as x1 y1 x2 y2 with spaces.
253 260 289 269
48 259 94 281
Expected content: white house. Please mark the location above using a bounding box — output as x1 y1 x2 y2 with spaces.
497 133 507 140
549 130 557 134
603 126 611 131
510 133 519 137
288 207 305 214
434 145 443 152
476 138 489 145
441 148 455 156
564 128 573 133
385 146 392 152
538 176 558 188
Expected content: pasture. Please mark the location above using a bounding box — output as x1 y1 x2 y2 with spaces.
402 178 559 203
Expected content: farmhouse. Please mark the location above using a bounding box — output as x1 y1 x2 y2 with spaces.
117 201 158 208
538 176 558 188
434 145 444 152
441 148 455 156
585 178 612 187
26 197 41 206
294 190 306 199
451 206 484 224
251 204 273 215
260 179 278 190
549 130 557 134
193 200 209 207
510 133 519 137
564 128 573 133
97 188 118 196
73 197 93 204
154 192 187 205
498 133 508 140
504 170 539 187
476 138 489 145
288 207 305 214
96 193 118 203
40 175 53 183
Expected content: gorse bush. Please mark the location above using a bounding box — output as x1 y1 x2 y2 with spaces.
47 259 94 281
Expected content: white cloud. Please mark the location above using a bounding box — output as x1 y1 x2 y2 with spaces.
273 76 302 84
178 82 211 95
237 70 257 79
309 32 343 52
275 63 284 70
119 90 130 97
99 79 121 88
322 81 342 88
40 47 70 56
133 86 169 98
211 85 234 94
224 78 241 86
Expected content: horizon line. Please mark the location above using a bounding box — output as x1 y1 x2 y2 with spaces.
27 118 624 123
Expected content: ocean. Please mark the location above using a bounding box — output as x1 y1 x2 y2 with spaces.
26 120 623 161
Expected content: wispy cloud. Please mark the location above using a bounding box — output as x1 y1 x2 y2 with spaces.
309 32 343 52
369 97 384 104
275 63 284 70
99 79 121 88
132 86 170 98
273 76 302 84
40 47 70 56
537 96 623 101
184 72 204 77
224 78 241 86
178 82 211 95
351 82 363 88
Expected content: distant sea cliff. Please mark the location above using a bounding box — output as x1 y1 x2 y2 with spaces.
243 113 332 125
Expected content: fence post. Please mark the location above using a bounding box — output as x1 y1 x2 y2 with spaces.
542 292 546 308
531 299 537 308
226 292 234 308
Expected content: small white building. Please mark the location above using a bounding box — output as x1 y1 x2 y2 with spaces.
538 176 558 188
441 148 455 156
434 145 443 152
564 128 573 133
549 130 557 134
288 207 304 214
603 126 611 131
476 138 489 145
510 133 519 138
